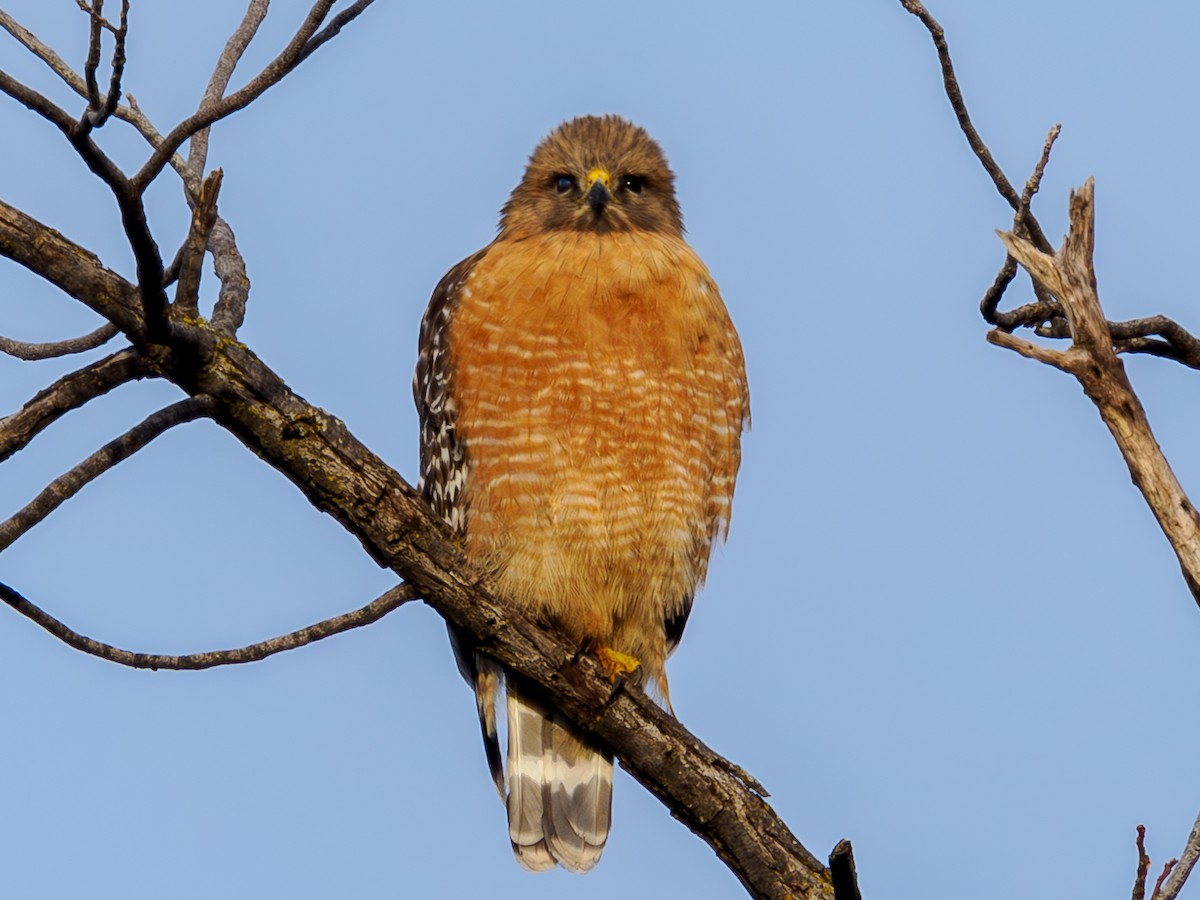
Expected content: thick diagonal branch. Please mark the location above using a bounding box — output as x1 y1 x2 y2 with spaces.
0 581 417 670
0 198 836 900
997 180 1200 603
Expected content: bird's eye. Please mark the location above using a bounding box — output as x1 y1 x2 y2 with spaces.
621 174 644 194
554 174 577 194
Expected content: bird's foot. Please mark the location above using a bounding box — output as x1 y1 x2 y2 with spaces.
596 647 640 680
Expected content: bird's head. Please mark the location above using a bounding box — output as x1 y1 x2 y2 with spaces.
499 115 684 239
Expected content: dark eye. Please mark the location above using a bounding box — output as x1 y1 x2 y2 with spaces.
621 174 644 194
554 174 577 194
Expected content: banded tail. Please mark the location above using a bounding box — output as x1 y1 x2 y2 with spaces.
505 677 613 873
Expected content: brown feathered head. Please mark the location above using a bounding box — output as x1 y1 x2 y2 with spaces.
499 115 684 239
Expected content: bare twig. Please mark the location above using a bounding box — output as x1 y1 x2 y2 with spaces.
1108 316 1200 369
95 0 129 126
982 125 1064 328
73 0 121 33
133 0 339 191
900 0 1200 371
0 580 418 670
80 0 105 114
76 0 128 131
0 10 187 190
0 396 215 553
0 68 168 339
297 0 377 64
174 169 224 317
0 322 118 360
1154 860 1179 900
57 4 338 339
1018 124 1060 223
897 0 1051 252
0 67 78 133
0 20 163 338
1136 825 1151 900
998 180 1200 604
1 10 252 335
985 328 1071 370
0 70 174 340
187 0 270 181
0 349 148 463
1158 811 1200 900
0 10 84 88
209 218 250 333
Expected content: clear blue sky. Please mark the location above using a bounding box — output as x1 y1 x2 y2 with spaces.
2 2 1199 897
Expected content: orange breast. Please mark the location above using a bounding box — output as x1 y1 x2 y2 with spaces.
448 230 747 677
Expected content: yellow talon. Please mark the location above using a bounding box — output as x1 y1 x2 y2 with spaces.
596 647 640 679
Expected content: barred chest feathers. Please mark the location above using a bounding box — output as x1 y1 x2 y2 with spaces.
446 228 745 685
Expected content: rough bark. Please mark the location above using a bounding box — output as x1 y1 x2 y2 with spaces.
995 181 1200 602
0 196 834 900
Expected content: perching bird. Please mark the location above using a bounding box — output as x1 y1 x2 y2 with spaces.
413 115 749 873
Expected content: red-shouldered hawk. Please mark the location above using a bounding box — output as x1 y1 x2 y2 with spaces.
413 115 749 873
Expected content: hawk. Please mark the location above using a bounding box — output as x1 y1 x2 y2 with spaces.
413 115 749 873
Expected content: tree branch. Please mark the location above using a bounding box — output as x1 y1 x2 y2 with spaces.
0 396 215 553
897 0 1051 252
0 206 836 900
76 0 128 132
0 71 167 339
1158 812 1200 900
296 0 377 64
997 180 1200 605
132 0 340 191
208 217 250 334
982 124 1064 330
0 12 166 337
1108 316 1200 369
173 169 223 317
0 10 86 89
1135 825 1151 900
0 580 417 670
900 0 1200 370
0 199 144 337
0 66 78 133
186 0 270 182
0 322 118 360
1 11 252 335
0 348 148 463
829 840 863 900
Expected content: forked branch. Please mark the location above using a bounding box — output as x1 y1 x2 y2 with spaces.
997 181 1200 600
898 0 1200 367
1133 818 1200 900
